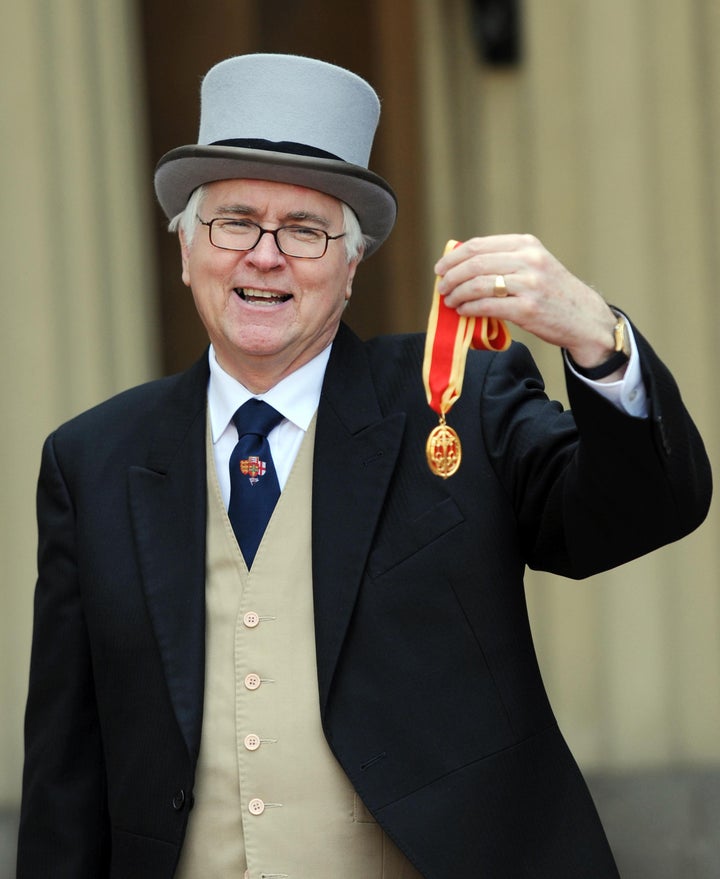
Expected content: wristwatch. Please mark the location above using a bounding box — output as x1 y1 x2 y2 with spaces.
571 309 631 380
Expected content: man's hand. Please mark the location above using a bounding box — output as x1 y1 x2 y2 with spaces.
434 234 621 371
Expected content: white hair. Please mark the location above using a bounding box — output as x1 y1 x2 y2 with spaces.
168 183 372 262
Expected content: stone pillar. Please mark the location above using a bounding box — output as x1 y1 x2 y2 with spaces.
0 0 159 808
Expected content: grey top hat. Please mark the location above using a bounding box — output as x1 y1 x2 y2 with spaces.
154 54 397 257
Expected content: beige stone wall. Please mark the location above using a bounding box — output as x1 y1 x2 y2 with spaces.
0 0 159 806
418 0 720 769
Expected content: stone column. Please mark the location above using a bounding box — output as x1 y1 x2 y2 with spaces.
0 0 159 809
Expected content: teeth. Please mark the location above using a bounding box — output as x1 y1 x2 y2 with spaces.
237 287 290 303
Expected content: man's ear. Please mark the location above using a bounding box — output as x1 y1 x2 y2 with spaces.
179 229 191 288
345 256 361 301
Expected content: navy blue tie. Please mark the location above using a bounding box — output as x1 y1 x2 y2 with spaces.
228 399 284 567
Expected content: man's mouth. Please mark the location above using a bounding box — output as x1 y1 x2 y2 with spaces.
235 287 292 305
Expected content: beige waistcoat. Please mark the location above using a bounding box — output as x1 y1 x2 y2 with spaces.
175 416 422 879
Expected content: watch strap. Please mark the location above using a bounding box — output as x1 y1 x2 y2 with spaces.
569 310 630 380
570 348 630 380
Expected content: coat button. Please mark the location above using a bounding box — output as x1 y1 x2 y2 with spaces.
244 673 261 690
172 789 186 811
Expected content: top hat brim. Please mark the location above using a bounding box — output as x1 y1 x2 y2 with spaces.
154 145 397 258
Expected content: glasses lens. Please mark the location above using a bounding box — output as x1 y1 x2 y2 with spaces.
276 227 327 258
210 219 259 250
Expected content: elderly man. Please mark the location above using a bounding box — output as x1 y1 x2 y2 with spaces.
18 54 710 879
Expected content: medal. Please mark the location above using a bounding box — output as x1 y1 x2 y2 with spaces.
422 240 511 478
426 415 462 478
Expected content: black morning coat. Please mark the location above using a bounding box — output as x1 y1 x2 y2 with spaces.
18 320 711 878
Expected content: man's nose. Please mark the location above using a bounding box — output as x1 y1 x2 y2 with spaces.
245 229 285 267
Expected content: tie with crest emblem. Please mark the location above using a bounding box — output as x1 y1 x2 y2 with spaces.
228 398 284 567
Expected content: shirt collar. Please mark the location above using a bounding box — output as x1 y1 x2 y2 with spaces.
207 344 331 444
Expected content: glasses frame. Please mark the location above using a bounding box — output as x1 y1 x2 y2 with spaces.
196 215 346 259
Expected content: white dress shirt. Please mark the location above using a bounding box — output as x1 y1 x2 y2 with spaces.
208 345 330 508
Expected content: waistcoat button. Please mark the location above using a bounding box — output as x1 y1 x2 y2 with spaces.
243 611 260 628
248 797 265 815
244 733 261 751
172 789 186 811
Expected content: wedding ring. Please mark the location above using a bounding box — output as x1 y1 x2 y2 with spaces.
493 275 508 297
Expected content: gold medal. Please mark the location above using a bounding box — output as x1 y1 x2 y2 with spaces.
422 240 511 479
426 415 462 479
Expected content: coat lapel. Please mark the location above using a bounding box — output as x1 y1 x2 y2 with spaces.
312 324 406 714
128 355 209 762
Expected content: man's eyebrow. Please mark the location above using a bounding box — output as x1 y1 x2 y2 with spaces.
284 210 331 228
211 204 256 217
212 205 331 228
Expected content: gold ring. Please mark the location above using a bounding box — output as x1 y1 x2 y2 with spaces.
493 275 508 297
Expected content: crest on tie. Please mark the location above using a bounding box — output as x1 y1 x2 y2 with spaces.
239 456 267 485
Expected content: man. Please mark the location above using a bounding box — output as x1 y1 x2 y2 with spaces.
18 53 711 879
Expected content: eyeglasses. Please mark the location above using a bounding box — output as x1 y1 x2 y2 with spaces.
197 216 346 259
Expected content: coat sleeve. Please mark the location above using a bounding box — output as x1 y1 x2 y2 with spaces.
17 433 110 878
478 327 712 579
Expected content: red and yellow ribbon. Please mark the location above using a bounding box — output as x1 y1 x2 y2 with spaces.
422 240 511 477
